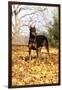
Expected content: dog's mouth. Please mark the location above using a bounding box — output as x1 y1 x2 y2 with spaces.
32 32 36 36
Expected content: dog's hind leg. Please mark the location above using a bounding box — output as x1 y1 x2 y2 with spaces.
36 48 41 61
29 49 31 60
45 40 50 58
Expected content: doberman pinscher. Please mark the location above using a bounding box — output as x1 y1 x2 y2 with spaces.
28 26 49 60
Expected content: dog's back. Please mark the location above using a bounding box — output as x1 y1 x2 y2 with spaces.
36 35 48 47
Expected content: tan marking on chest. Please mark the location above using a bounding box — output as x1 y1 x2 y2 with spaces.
29 43 37 48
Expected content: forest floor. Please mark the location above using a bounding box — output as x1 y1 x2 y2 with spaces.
12 45 59 86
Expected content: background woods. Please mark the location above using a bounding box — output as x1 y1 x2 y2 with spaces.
12 5 59 47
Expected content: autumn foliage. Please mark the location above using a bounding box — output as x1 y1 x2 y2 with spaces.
12 45 59 86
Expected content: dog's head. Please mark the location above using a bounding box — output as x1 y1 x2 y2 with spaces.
29 26 36 36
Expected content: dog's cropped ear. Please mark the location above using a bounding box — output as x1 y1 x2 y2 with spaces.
29 25 32 31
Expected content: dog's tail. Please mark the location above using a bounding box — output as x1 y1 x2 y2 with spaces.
45 38 49 55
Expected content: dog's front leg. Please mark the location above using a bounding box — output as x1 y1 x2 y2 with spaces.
36 48 39 60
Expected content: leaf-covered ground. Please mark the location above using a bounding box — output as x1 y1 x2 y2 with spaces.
12 45 59 86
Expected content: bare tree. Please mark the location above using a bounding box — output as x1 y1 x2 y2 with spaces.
12 5 56 45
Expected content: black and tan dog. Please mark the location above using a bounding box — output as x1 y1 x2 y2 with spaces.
28 26 49 60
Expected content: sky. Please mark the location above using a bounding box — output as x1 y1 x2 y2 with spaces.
12 4 59 36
